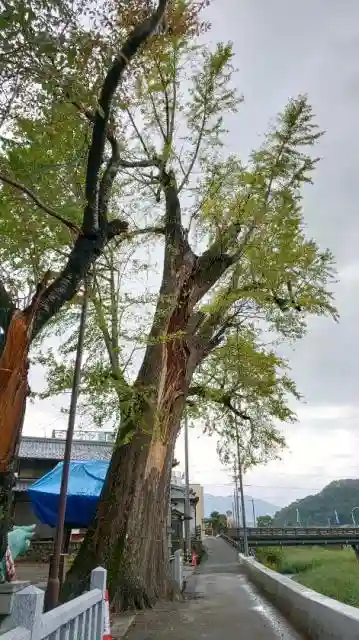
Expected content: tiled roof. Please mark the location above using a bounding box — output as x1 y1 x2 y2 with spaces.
18 436 113 461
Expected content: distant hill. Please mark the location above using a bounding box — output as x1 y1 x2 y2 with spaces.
273 479 359 527
204 493 278 523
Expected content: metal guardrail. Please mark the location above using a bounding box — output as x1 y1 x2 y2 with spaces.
228 527 359 538
225 527 359 551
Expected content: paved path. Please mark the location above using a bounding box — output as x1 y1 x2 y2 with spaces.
124 537 304 639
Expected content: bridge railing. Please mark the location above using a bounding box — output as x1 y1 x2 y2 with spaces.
227 527 359 539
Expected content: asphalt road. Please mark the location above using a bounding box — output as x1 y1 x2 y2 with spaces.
124 536 304 639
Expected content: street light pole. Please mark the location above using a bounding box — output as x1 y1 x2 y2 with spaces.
44 277 90 611
184 411 191 561
351 507 359 527
235 416 248 556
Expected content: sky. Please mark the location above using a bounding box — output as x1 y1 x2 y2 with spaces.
23 0 359 509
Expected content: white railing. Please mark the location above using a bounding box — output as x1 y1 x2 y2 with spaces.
1 629 31 640
0 567 106 640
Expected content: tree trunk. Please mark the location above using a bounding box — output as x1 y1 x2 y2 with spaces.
0 310 31 575
62 405 181 610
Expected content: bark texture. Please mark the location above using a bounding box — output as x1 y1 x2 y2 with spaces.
63 166 232 608
63 405 181 610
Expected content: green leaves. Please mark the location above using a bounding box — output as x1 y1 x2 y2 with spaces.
0 1 338 472
188 328 297 470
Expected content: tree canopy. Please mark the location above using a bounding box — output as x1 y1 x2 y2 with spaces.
0 0 337 470
256 515 274 528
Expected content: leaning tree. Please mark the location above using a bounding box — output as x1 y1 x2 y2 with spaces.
55 1 335 609
0 0 336 609
0 0 169 575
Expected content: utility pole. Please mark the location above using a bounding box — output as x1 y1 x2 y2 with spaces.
235 416 248 556
233 464 240 530
232 490 237 528
184 411 191 561
251 498 256 527
44 276 89 611
296 508 301 527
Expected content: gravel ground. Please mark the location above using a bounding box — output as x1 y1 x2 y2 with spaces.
15 561 49 588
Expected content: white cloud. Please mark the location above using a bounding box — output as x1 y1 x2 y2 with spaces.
339 263 359 284
175 403 359 508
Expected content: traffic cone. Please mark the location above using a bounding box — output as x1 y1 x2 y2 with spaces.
103 588 112 640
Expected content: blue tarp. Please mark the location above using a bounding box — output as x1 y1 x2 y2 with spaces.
28 460 109 528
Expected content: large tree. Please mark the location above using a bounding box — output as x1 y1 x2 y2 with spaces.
59 10 334 610
0 0 336 609
0 0 168 574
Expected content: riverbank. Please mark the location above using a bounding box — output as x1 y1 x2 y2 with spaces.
255 546 359 607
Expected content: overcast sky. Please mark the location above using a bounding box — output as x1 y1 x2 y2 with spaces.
24 0 359 509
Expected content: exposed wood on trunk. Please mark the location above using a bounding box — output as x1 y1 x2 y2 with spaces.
62 404 179 611
0 282 15 354
0 311 30 471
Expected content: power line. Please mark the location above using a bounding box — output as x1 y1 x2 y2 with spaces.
243 484 323 491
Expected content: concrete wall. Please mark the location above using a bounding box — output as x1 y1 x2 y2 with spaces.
13 494 54 539
239 554 359 640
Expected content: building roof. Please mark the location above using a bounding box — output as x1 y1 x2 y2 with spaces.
18 436 113 461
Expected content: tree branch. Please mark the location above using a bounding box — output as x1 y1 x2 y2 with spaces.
178 82 209 193
0 280 15 351
162 170 189 258
30 1 169 335
188 384 251 421
83 0 168 235
126 107 152 159
72 100 159 170
0 173 80 234
98 131 121 224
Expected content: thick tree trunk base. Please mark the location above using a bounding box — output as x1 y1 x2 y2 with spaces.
62 535 180 612
62 426 179 613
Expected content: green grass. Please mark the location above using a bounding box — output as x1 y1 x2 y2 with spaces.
255 546 359 608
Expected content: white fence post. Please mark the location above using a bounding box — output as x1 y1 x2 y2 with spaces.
173 549 183 590
1 585 43 638
90 566 107 639
0 567 107 639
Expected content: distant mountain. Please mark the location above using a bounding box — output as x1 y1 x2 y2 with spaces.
204 493 278 523
273 479 359 527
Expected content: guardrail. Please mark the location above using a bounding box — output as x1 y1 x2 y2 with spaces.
227 527 359 548
0 567 106 639
228 526 359 538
